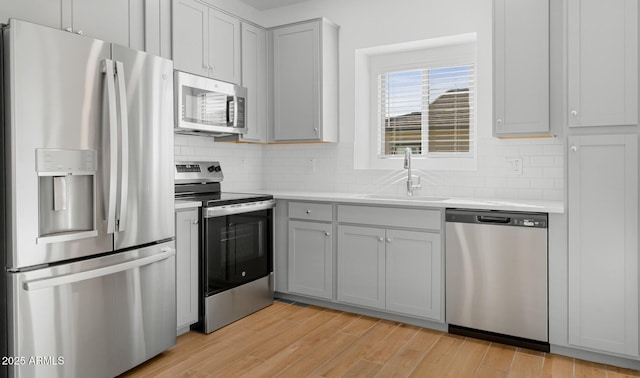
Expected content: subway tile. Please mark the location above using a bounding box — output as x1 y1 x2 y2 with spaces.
530 156 556 167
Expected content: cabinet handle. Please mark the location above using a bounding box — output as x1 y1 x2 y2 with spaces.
571 146 578 152
314 128 319 132
386 238 392 243
378 237 384 242
571 110 578 117
193 220 199 224
65 27 73 32
306 210 311 214
76 30 83 35
325 232 330 236
496 119 503 125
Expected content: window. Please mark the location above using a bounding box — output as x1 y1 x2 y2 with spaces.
379 66 473 157
355 34 477 171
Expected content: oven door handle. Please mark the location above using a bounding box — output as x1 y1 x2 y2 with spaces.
204 199 275 218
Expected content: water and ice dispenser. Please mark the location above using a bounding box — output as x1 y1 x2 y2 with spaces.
36 149 98 243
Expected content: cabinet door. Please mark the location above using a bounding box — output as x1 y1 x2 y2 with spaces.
337 225 385 309
288 221 333 299
208 8 241 84
493 0 549 136
240 23 267 142
568 134 638 357
273 21 321 141
0 0 62 30
172 0 209 77
385 230 442 320
567 0 638 127
67 0 132 47
175 209 199 332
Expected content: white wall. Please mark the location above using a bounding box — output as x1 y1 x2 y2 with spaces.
175 135 264 192
178 0 564 201
257 0 564 201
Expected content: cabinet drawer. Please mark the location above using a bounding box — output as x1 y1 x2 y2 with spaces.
289 202 333 222
338 205 441 231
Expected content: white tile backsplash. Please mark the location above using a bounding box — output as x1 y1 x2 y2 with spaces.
174 134 565 202
261 136 565 201
174 135 264 192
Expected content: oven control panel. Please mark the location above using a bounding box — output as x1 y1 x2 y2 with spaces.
175 161 223 184
176 164 201 173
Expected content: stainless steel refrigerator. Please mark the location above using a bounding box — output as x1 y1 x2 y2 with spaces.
0 19 176 378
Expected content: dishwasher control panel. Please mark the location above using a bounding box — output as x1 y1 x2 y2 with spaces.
518 218 546 227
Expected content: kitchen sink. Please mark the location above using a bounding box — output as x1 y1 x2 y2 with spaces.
363 194 450 202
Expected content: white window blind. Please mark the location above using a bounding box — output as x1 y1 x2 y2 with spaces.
378 64 475 158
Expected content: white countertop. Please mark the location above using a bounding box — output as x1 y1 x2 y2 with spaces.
253 190 565 213
175 199 202 210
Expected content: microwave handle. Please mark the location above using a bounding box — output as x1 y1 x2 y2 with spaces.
233 95 239 128
226 95 235 127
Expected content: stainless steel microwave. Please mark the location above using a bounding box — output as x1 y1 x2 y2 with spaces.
174 71 247 135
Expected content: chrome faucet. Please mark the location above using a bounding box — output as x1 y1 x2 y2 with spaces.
404 147 421 196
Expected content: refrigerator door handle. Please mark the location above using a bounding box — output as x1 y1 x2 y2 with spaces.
115 60 129 232
102 59 118 235
22 248 176 291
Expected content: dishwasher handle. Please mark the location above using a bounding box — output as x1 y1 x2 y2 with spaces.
445 209 548 228
477 215 511 224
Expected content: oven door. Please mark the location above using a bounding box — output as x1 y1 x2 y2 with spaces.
203 202 274 296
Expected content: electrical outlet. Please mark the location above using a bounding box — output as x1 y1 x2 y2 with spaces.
308 158 317 173
506 157 523 175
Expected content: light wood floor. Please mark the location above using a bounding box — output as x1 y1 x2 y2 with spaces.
123 301 640 378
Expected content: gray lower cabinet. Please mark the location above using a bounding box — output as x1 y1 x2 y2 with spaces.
287 201 334 300
337 225 442 320
175 208 199 334
337 225 385 309
567 134 639 357
385 229 441 320
288 220 333 299
337 205 443 322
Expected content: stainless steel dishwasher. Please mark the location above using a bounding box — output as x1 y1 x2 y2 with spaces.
445 209 549 352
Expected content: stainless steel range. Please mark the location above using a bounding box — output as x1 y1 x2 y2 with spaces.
174 161 275 333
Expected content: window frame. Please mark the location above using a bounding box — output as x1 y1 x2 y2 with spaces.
356 34 478 171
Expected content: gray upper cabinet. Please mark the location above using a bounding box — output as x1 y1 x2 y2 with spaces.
271 18 339 142
208 9 241 84
68 0 142 49
567 134 639 357
240 23 267 143
0 0 143 49
567 0 638 127
173 0 241 84
172 0 208 77
493 0 549 137
0 0 62 30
